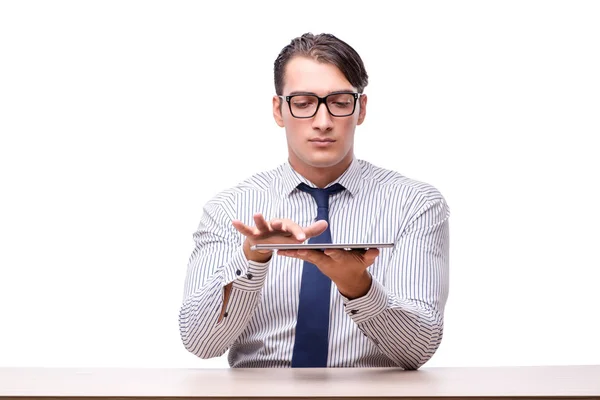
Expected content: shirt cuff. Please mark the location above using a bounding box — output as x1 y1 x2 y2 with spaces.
341 275 388 324
222 246 271 291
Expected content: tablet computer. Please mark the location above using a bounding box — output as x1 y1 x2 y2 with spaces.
250 243 394 251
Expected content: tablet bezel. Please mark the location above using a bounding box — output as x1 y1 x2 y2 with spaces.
250 243 394 251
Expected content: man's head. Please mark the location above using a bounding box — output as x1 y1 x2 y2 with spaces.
273 33 369 96
272 33 369 184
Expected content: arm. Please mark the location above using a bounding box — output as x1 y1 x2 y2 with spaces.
178 200 271 359
343 196 450 369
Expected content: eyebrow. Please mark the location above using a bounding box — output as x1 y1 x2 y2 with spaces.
288 89 355 96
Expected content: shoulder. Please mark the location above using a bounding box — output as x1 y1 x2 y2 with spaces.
206 163 286 206
357 160 449 223
358 159 445 203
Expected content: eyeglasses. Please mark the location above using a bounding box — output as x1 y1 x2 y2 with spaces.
278 92 362 119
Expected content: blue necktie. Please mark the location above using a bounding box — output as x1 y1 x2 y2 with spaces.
291 182 345 368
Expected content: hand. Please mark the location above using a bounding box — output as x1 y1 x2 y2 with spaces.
277 248 380 299
232 213 329 263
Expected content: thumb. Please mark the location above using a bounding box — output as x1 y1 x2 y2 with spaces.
324 249 344 260
363 248 380 265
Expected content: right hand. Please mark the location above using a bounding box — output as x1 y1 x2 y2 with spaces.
232 213 328 262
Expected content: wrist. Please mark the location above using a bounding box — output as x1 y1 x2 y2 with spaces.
243 239 273 263
337 271 372 300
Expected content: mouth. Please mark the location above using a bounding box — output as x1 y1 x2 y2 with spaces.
308 139 336 143
308 138 336 148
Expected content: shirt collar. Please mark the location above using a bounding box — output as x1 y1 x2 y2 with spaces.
280 157 363 198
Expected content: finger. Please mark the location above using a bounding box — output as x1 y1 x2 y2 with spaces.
277 250 294 257
253 214 272 233
295 249 328 265
270 219 284 232
271 219 305 241
232 220 257 237
283 220 306 241
277 250 306 259
303 220 328 238
278 249 304 259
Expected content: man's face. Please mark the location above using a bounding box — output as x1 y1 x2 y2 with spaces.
273 56 367 174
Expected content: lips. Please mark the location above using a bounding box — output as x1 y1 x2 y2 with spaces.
308 138 336 148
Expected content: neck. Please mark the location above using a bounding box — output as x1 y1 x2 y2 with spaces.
290 154 353 188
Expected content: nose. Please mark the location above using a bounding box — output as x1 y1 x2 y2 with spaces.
311 102 334 131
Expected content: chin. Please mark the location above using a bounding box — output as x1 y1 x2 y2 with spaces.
303 153 347 168
288 142 353 170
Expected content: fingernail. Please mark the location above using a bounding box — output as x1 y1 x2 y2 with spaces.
297 233 306 241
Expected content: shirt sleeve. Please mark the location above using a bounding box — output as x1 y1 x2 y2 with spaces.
341 194 450 370
178 198 271 359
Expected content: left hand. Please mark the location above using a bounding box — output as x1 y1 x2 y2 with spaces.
277 248 380 299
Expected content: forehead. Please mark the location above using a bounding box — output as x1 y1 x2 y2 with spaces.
282 56 355 95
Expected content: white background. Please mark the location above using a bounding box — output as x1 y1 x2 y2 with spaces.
1 1 599 368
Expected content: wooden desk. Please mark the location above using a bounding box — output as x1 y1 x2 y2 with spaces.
1 366 599 399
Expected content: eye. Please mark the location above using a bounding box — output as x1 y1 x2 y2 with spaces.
292 97 316 109
332 101 352 108
293 102 312 109
327 93 355 109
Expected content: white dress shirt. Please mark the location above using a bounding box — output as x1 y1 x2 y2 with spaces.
179 157 450 369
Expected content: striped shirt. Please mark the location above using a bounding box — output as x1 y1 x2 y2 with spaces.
179 157 450 369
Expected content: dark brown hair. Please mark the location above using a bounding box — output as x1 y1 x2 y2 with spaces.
274 33 369 95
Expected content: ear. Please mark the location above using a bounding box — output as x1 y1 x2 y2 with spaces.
273 95 285 127
357 94 367 125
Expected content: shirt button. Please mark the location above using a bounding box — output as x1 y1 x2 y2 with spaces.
350 309 358 315
246 273 253 280
235 270 241 276
223 312 228 318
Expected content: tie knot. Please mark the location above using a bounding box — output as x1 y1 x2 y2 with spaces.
297 182 345 209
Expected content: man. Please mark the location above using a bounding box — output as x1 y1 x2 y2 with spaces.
179 33 449 369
